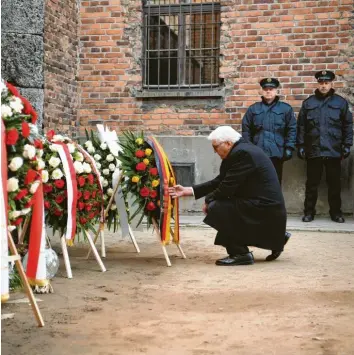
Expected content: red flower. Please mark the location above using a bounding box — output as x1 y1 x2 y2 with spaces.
78 176 86 187
6 82 19 96
13 217 23 226
149 167 158 176
34 139 43 149
85 205 92 212
14 189 28 200
79 217 87 224
146 202 156 211
25 198 35 208
54 179 65 189
136 162 146 171
87 174 94 185
54 209 62 216
78 201 85 210
43 184 53 193
44 201 50 209
6 128 19 145
30 110 38 124
135 150 145 158
77 191 82 199
24 169 38 185
92 190 97 198
139 187 150 198
150 190 157 198
83 191 91 200
55 195 65 204
21 97 37 124
21 122 30 138
46 130 55 141
88 212 95 219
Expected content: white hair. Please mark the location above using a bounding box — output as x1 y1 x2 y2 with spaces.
207 126 242 144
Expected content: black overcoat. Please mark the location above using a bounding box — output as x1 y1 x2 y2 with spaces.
193 139 287 251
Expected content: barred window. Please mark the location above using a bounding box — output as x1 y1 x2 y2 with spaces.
142 0 221 91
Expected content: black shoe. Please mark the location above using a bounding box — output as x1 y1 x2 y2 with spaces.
265 251 282 261
302 215 314 222
285 232 291 245
331 215 345 223
215 253 254 266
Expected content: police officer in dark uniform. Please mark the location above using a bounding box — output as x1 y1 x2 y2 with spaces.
297 70 353 223
242 78 297 183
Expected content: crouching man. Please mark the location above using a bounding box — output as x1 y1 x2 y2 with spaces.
169 126 290 265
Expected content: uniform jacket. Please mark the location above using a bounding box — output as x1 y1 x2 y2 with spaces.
296 89 353 159
192 139 287 251
242 97 297 159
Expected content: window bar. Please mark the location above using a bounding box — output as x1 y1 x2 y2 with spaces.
147 0 151 90
143 13 147 89
177 0 183 89
211 0 214 88
189 1 192 89
157 0 161 90
199 0 203 89
168 1 171 89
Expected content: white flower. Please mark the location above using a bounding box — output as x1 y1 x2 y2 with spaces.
30 180 40 194
102 179 109 187
67 143 76 153
108 163 115 171
106 154 114 162
99 176 104 183
102 169 110 176
8 226 16 232
52 168 64 180
21 208 31 215
87 146 95 154
8 157 23 171
100 143 107 150
36 149 44 158
82 162 92 173
84 140 93 148
36 159 46 170
29 123 38 135
74 151 84 162
0 80 7 95
23 144 36 160
52 134 65 142
73 161 84 174
49 156 61 168
49 144 59 152
110 204 117 210
103 194 108 201
41 170 49 183
9 211 21 220
7 177 19 192
95 162 101 169
107 188 113 196
1 104 13 118
94 154 101 161
9 97 23 113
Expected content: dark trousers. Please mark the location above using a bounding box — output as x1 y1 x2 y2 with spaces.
270 158 283 184
304 157 342 217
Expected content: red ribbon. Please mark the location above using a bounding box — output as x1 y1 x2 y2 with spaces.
1 120 8 229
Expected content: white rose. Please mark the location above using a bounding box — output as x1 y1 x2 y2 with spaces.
74 151 84 162
82 162 92 173
102 169 110 176
41 170 49 183
49 156 61 168
84 141 93 148
23 144 36 160
102 179 109 187
8 226 16 232
95 162 101 169
36 149 44 158
108 163 115 171
99 176 104 183
0 80 7 95
9 211 21 220
52 168 64 180
36 159 46 170
49 144 59 152
29 123 38 135
21 208 31 215
107 188 113 196
100 143 107 150
8 157 23 171
110 204 117 210
103 194 108 200
9 97 23 113
94 154 101 161
30 180 40 194
73 161 84 174
67 143 76 153
52 134 65 142
7 177 19 192
1 105 13 118
106 154 114 162
87 146 95 154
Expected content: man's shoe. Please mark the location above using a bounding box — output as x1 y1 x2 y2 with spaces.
302 215 314 222
265 251 282 261
331 215 345 223
285 232 291 245
215 252 254 266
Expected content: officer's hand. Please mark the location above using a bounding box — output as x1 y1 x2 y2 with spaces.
202 203 208 215
297 147 306 160
342 146 350 159
283 148 293 161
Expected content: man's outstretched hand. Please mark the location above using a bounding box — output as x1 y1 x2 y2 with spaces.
168 185 193 199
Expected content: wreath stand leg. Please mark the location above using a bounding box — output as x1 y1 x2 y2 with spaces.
7 231 45 327
152 218 171 267
128 225 140 253
84 230 106 272
170 227 186 259
100 229 106 258
60 236 73 279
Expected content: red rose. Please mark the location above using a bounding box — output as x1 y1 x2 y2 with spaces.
150 190 157 198
146 202 156 211
21 122 30 138
77 191 82 199
44 201 50 209
78 201 85 210
6 82 19 96
135 150 145 158
14 189 28 200
88 212 95 219
87 174 94 185
25 198 35 208
149 167 158 176
21 97 37 124
54 209 62 216
34 139 43 149
6 128 19 145
79 217 87 224
85 205 92 212
136 162 146 171
83 191 91 200
13 217 23 226
54 179 65 189
139 187 150 198
78 176 86 187
55 195 65 204
24 169 38 185
46 130 55 141
92 190 97 198
30 110 38 124
43 184 53 193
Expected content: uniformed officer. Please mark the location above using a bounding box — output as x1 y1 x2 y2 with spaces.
242 78 297 183
297 70 353 223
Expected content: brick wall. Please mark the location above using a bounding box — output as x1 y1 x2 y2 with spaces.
78 0 353 136
44 0 80 137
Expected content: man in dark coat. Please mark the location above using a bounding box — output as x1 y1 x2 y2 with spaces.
242 78 297 183
297 70 353 223
169 126 289 266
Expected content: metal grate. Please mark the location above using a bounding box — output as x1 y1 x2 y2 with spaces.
142 0 221 91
